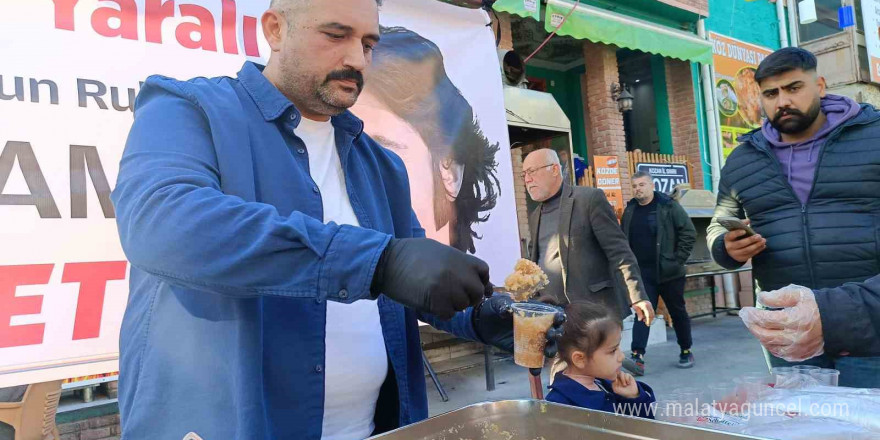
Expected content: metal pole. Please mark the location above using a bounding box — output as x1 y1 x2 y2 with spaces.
788 0 800 47
697 19 722 193
528 368 544 400
777 0 790 48
484 345 496 391
423 351 449 402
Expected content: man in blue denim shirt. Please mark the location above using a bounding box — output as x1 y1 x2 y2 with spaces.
110 0 561 439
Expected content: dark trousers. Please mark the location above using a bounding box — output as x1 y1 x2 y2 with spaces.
631 276 692 354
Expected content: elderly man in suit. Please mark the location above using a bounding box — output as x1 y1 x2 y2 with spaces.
524 148 653 324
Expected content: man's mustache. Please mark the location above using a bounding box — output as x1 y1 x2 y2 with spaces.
773 108 805 124
324 69 364 91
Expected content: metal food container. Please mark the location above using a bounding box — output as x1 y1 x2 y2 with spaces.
368 400 762 440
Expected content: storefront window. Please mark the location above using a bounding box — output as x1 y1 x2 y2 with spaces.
798 0 845 42
858 44 870 81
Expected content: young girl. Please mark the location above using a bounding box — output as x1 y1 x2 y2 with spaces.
546 302 656 419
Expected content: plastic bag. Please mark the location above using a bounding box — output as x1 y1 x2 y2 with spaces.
738 417 876 440
740 285 825 362
757 389 880 432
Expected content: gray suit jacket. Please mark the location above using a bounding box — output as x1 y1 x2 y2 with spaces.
529 183 648 318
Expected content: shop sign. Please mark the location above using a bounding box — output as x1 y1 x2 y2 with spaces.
635 163 689 194
707 32 773 160
593 156 624 218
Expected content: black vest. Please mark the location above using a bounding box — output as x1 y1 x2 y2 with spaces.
721 105 880 291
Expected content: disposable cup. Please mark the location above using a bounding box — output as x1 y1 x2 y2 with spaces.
771 366 795 387
810 368 840 386
511 303 557 368
792 365 821 374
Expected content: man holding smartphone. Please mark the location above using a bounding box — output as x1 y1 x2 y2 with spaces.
707 48 880 387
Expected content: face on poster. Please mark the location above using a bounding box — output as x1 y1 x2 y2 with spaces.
0 0 519 385
708 32 773 159
353 0 520 263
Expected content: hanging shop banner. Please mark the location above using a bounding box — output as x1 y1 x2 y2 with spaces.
635 163 689 194
707 32 773 159
0 0 519 387
862 0 880 83
493 0 541 21
593 156 624 218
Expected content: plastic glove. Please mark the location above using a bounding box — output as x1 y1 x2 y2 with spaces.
739 285 824 362
371 238 491 319
472 295 566 357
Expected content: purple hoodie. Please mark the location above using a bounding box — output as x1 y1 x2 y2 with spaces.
761 94 861 205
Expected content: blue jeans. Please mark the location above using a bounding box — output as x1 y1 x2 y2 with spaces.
764 348 880 388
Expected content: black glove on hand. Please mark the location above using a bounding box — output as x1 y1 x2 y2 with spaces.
371 238 491 320
473 295 566 357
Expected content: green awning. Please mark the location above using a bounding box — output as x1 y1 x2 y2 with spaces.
493 0 541 21
544 0 713 65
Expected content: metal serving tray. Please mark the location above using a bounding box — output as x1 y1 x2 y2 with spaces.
369 400 762 440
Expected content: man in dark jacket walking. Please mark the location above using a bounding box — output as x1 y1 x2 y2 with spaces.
622 172 696 375
707 47 880 387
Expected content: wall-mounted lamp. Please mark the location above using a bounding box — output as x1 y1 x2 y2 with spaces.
611 83 634 113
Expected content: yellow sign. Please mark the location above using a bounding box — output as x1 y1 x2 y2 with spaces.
708 32 774 158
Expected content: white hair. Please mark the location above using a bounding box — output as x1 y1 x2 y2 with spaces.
529 148 560 167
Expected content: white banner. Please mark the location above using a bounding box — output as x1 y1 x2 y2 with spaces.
0 0 518 387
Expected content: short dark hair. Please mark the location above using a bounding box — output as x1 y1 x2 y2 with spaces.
632 171 653 181
755 47 818 84
556 302 623 364
366 26 500 254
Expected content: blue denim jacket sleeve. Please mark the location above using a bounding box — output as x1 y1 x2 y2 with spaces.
111 79 391 301
406 210 480 341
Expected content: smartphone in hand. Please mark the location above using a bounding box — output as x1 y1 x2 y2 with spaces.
717 216 756 238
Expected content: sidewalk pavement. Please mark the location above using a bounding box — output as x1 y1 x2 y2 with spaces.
426 313 768 416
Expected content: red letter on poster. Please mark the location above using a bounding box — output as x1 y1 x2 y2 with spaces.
221 0 238 55
0 265 53 348
176 4 217 51
90 0 139 40
52 0 80 31
145 0 176 44
62 261 127 340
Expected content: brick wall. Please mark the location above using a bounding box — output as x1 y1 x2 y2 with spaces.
682 276 714 317
59 414 119 440
511 148 530 255
420 326 483 365
656 0 708 16
665 58 704 189
581 41 633 201
495 12 513 51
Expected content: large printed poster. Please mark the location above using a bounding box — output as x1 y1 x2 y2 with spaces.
862 0 880 84
707 32 773 159
0 0 519 386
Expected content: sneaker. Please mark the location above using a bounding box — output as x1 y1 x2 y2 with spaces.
623 353 645 376
678 350 695 369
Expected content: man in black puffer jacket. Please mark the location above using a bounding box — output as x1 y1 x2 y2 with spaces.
707 47 880 388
